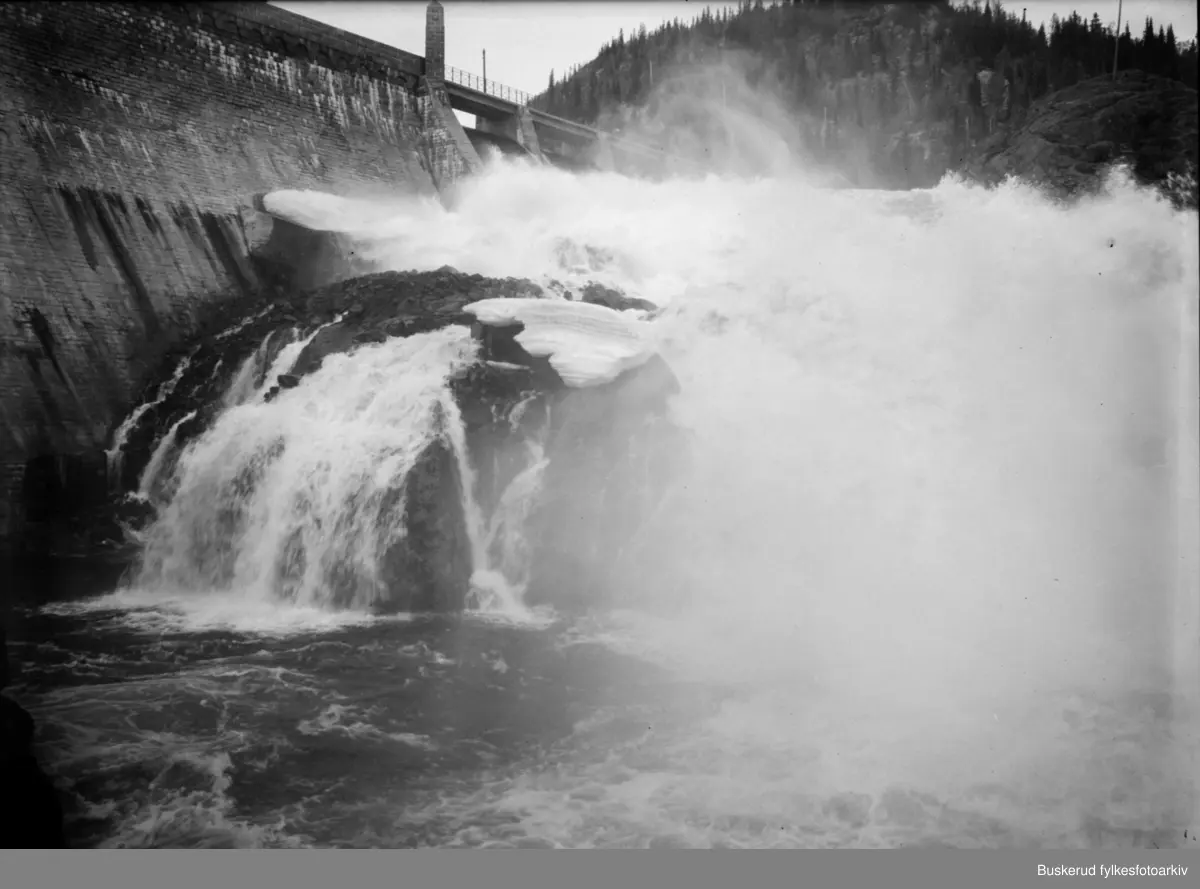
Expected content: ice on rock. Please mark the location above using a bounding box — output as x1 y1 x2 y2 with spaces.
464 297 656 388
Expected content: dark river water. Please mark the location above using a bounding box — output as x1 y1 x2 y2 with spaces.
5 555 1193 850
6 169 1198 851
7 559 727 849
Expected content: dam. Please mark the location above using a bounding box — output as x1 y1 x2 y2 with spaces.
0 0 663 552
0 0 1196 854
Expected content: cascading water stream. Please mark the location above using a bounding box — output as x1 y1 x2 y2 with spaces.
221 332 276 410
133 327 486 612
438 395 546 618
256 315 344 400
105 352 193 488
481 440 550 597
137 409 198 502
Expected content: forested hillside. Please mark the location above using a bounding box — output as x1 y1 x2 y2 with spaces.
532 0 1199 188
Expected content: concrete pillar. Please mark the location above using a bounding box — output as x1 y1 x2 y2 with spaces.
476 110 545 163
515 108 546 162
591 133 616 173
425 1 445 84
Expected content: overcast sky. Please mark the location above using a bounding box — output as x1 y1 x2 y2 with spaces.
273 0 1198 98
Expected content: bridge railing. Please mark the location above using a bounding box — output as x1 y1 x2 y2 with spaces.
445 67 682 165
445 65 533 107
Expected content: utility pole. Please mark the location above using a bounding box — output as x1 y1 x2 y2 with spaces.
482 49 488 93
719 37 726 108
1112 0 1122 79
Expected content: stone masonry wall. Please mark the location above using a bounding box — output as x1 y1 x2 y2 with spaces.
0 1 442 542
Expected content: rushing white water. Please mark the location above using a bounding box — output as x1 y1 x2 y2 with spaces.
250 156 1199 840
437 393 527 617
105 353 192 488
133 327 475 609
137 409 197 502
214 306 273 341
221 332 276 410
256 316 344 400
132 327 515 615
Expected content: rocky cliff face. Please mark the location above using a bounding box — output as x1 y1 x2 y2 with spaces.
961 71 1198 207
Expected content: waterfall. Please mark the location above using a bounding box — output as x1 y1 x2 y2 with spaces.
137 409 198 502
257 316 344 400
483 439 550 598
221 332 276 410
437 394 541 618
213 306 272 342
105 352 192 488
133 327 481 612
221 317 343 410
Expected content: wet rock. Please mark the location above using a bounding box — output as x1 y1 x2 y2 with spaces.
1 634 67 849
378 435 472 613
579 282 659 315
469 321 560 386
384 319 411 338
277 374 300 389
290 322 358 377
962 71 1198 208
352 330 387 345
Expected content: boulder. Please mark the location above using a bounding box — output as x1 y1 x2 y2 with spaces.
1 632 67 849
962 70 1198 207
578 282 660 315
378 435 472 613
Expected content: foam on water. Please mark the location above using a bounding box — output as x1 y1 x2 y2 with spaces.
271 156 1199 841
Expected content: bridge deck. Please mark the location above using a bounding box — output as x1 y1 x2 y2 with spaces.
445 82 667 163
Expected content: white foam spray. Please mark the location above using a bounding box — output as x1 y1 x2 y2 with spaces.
267 158 1199 841
133 327 481 614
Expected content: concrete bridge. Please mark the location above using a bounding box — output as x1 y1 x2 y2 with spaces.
421 1 673 177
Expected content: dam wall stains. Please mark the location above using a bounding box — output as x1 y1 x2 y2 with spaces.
421 86 484 190
0 1 452 544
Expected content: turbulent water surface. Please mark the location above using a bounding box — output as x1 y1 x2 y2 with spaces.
7 158 1200 849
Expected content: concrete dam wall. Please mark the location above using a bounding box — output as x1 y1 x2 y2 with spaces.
0 2 470 544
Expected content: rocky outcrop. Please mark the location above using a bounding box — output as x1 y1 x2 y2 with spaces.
1 632 67 849
89 267 682 615
962 71 1198 207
